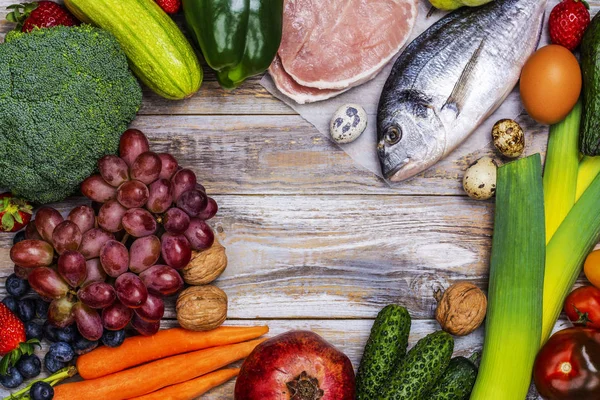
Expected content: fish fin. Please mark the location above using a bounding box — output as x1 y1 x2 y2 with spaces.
442 39 485 116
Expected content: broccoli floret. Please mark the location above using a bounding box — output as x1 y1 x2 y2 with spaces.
0 25 142 204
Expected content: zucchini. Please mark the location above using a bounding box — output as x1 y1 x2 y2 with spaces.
380 331 454 400
581 13 600 155
64 0 202 100
471 155 545 400
356 305 411 400
427 354 478 400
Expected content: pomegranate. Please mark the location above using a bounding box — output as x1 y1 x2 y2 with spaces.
234 330 355 399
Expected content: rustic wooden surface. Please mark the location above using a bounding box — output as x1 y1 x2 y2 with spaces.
0 0 594 399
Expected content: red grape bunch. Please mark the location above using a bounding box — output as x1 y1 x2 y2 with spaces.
9 129 219 341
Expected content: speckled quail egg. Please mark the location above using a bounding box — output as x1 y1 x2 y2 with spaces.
330 104 368 144
463 157 497 200
492 119 525 158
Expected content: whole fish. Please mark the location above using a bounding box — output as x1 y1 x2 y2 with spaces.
377 0 547 182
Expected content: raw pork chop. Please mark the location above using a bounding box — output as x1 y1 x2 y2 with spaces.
269 56 348 104
278 0 418 90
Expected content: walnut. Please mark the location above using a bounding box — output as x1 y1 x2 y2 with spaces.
181 239 228 285
435 282 487 336
176 285 228 331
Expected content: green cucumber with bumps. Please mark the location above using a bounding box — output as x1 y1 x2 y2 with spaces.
356 305 411 400
380 330 454 400
427 353 479 400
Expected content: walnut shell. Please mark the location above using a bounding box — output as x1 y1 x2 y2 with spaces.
435 282 487 336
181 239 228 285
176 285 228 331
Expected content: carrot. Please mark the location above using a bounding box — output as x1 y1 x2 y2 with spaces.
54 338 265 400
76 325 268 379
129 368 240 400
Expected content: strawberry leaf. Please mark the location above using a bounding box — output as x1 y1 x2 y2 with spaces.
12 211 23 224
0 354 10 375
1 212 14 231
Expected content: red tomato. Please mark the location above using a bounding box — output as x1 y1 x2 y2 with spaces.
534 328 600 400
564 286 600 329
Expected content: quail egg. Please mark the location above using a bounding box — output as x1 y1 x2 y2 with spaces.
492 119 525 158
463 157 497 200
330 104 368 144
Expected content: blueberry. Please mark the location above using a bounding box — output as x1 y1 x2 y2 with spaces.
16 354 41 379
55 325 76 343
48 342 74 362
1 296 18 313
16 298 35 322
44 352 66 374
25 320 44 340
101 329 126 348
12 230 26 246
5 274 29 298
34 298 49 319
73 333 99 355
30 381 54 400
0 366 23 389
43 322 60 342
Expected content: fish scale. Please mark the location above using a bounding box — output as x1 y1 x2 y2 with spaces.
377 0 547 182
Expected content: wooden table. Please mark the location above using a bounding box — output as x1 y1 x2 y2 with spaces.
0 1 595 398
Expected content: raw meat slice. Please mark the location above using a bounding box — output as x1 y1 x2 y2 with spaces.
269 56 348 104
278 0 418 90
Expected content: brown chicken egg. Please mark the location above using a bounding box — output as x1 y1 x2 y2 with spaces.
520 45 581 125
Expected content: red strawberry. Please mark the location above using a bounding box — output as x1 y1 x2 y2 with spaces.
0 193 32 233
549 0 591 51
6 1 79 33
154 0 181 15
0 303 39 375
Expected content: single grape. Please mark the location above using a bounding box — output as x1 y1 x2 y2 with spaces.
176 190 208 217
197 197 218 220
119 129 150 167
98 200 127 232
73 302 103 341
81 175 118 203
115 273 148 308
78 282 116 309
82 258 107 286
34 207 64 243
140 265 184 296
162 207 190 235
98 155 129 187
158 153 178 180
79 228 115 260
25 221 43 240
28 267 70 299
10 240 54 268
130 152 162 185
170 169 197 202
99 240 129 277
135 293 164 322
13 264 31 280
117 180 150 209
131 314 160 336
146 179 173 213
122 208 157 237
67 206 96 234
161 233 192 269
47 297 75 328
57 251 87 287
102 300 133 331
196 183 206 193
184 218 215 251
129 235 161 274
52 221 82 254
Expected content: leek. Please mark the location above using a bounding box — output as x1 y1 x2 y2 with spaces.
543 101 581 243
576 156 600 200
543 170 600 341
471 155 545 400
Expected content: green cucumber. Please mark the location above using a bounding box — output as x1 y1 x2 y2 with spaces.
581 13 600 155
64 0 202 100
427 354 479 400
380 331 454 400
356 305 411 400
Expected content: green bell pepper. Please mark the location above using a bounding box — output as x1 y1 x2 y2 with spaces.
183 0 283 90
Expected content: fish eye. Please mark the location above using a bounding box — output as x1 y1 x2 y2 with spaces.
385 127 402 145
